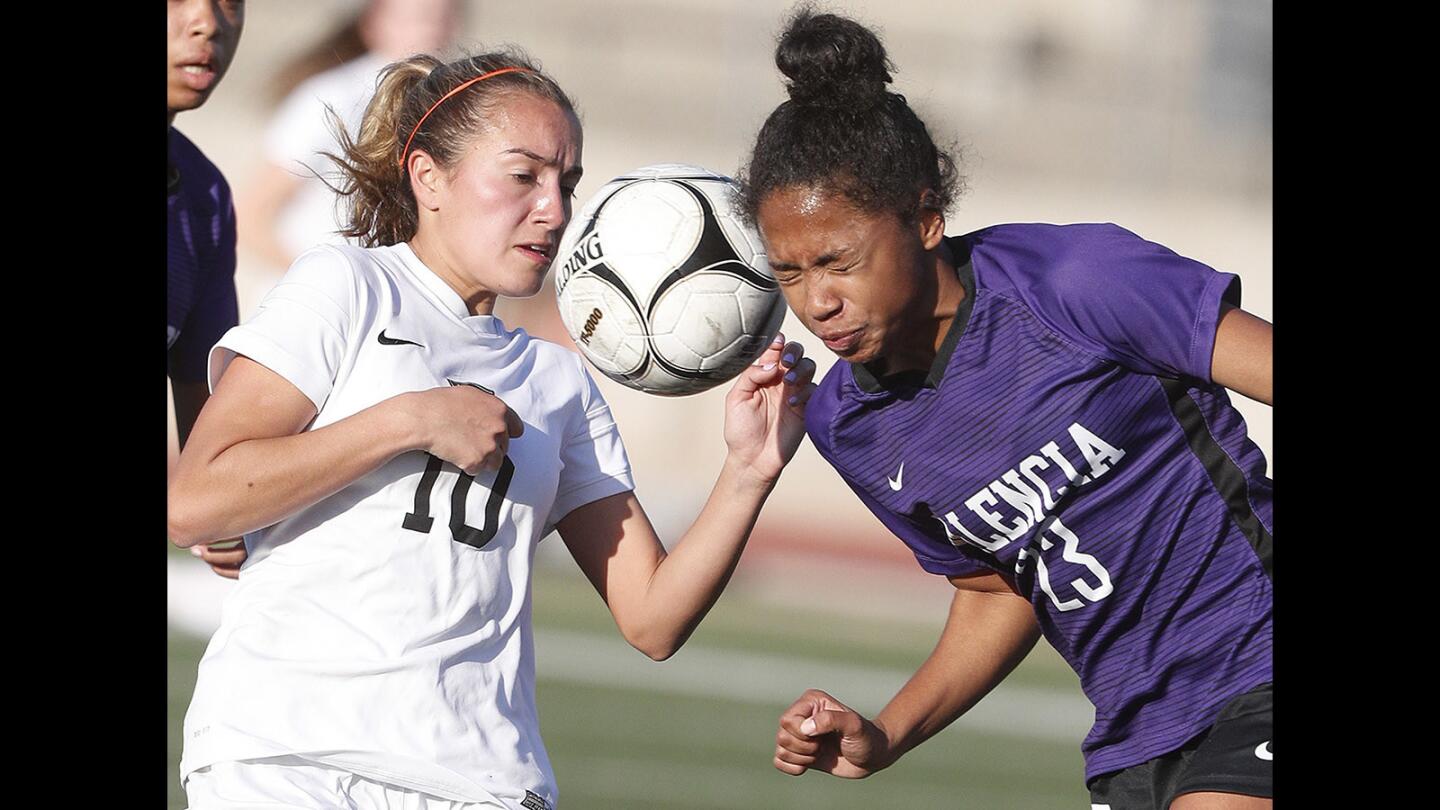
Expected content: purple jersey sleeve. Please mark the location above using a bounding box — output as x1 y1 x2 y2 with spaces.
167 129 239 383
970 223 1239 382
169 205 238 382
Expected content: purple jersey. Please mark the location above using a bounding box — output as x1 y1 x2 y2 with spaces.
805 223 1272 781
168 127 238 382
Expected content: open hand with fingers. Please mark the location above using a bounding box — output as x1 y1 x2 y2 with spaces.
723 332 818 485
775 689 894 779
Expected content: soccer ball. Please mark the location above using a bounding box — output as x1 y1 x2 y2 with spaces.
553 164 786 396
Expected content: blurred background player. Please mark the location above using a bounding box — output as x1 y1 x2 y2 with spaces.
167 0 247 579
744 10 1271 810
237 0 461 272
169 50 816 809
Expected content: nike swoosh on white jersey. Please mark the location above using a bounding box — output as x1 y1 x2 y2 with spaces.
1254 741 1272 761
888 463 904 491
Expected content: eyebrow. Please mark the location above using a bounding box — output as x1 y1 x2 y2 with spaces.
770 248 849 271
502 147 583 178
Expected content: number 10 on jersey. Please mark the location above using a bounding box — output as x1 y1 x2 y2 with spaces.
403 454 515 549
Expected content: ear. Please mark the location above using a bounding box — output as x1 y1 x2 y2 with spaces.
409 149 445 212
916 189 946 251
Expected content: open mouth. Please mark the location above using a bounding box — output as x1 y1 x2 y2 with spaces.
516 243 554 263
176 63 217 91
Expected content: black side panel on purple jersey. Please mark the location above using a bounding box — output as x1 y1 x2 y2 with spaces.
1159 378 1273 579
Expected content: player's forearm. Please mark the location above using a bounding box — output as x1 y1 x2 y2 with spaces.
872 588 1041 767
628 453 776 657
167 397 422 546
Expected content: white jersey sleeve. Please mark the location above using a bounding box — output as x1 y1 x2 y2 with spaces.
547 354 634 532
207 246 356 410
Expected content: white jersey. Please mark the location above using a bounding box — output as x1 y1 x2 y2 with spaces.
179 241 634 809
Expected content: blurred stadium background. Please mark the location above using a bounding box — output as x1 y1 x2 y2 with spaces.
167 1 1271 807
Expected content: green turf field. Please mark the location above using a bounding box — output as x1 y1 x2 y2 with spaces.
167 563 1090 809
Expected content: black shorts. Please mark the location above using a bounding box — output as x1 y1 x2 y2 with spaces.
1088 682 1272 810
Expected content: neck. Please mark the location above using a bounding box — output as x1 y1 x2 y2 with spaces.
871 238 964 376
407 232 497 316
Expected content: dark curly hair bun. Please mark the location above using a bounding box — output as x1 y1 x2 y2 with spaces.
777 9 894 111
735 6 963 226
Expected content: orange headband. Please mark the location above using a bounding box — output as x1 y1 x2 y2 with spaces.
398 66 536 169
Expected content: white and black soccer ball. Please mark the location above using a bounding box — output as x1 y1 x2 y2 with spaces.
553 164 786 396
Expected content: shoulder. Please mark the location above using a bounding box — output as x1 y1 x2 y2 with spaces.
963 222 1155 291
961 223 1236 377
169 127 232 197
510 336 614 425
962 222 1216 311
528 337 596 393
268 244 384 317
286 243 366 283
520 331 581 368
966 221 1144 250
168 127 209 167
293 242 414 287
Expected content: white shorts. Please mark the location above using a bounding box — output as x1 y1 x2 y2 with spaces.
184 756 508 810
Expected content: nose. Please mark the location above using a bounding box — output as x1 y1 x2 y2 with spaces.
803 273 842 323
184 0 218 36
529 179 567 229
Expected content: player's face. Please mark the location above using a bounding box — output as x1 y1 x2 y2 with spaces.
431 94 583 301
167 0 245 120
758 186 933 366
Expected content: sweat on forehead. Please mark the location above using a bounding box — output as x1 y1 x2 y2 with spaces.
763 183 870 221
796 187 828 216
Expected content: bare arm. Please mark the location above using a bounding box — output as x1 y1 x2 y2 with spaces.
1211 304 1272 405
557 459 776 661
870 573 1041 764
171 379 248 577
167 355 521 547
557 336 817 661
775 570 1041 778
